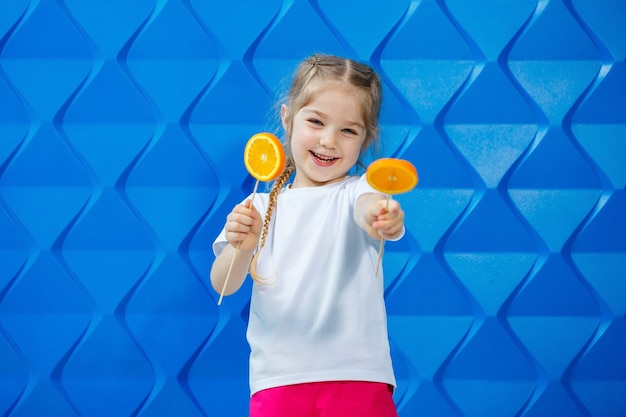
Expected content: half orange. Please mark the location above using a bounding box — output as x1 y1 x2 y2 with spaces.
366 158 418 194
244 132 286 182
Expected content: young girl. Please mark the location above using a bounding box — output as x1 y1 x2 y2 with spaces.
211 54 405 417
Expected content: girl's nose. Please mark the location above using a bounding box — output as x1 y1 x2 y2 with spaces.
319 131 337 148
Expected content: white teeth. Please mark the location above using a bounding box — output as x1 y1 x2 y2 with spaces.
313 152 336 161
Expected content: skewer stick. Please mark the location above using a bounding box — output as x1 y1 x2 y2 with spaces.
218 180 260 305
375 194 391 277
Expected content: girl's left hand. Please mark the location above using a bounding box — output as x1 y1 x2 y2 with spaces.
355 193 405 240
369 198 404 240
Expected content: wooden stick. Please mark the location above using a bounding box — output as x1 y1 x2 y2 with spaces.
218 180 260 305
375 195 391 277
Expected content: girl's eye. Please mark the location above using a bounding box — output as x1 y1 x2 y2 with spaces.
343 128 358 135
308 119 322 126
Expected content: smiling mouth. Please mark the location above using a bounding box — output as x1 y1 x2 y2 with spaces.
311 151 339 166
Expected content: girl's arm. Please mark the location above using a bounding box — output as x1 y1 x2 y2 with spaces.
211 245 255 296
210 200 262 296
354 193 405 240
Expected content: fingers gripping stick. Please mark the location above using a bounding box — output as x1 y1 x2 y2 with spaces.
218 133 286 305
366 158 418 277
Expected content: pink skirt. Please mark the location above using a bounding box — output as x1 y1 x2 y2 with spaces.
250 380 398 417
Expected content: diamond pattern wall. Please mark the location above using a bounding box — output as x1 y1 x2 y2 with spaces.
0 1 624 416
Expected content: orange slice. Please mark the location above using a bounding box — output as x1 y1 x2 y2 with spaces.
244 132 286 182
366 158 418 194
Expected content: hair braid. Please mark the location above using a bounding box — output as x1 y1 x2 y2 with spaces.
249 160 295 284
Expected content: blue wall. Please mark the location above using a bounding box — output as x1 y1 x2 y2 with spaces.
1 0 625 416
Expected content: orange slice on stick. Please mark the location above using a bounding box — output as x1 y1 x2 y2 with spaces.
218 133 286 305
366 158 418 195
244 132 286 182
366 158 418 277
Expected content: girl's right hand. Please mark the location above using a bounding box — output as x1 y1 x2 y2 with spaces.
224 199 262 251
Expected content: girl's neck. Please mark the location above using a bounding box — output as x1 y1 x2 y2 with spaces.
290 174 349 189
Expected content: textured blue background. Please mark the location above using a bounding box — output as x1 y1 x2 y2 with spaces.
1 0 625 416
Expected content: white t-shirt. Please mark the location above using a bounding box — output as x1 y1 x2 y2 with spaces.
213 175 398 396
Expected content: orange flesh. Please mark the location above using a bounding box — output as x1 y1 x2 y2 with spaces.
244 132 286 182
366 158 418 194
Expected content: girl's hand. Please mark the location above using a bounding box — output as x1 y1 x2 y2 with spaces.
369 198 404 240
225 199 262 251
355 193 405 240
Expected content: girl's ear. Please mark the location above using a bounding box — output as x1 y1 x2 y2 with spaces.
280 104 290 134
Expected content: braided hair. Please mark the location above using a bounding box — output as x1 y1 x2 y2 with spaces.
249 160 295 283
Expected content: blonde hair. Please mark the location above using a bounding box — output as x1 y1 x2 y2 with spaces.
250 54 383 283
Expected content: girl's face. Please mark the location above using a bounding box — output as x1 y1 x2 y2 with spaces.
282 86 366 188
